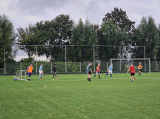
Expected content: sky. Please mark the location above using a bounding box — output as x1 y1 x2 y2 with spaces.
1 0 160 30
1 0 160 61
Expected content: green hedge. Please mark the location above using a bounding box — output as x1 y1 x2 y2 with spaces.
3 61 159 74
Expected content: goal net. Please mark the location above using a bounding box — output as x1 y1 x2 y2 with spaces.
14 70 26 81
110 58 150 73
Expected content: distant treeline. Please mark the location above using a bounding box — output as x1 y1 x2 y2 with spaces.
1 7 160 67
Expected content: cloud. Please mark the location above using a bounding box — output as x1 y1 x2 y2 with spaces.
114 0 160 26
7 0 117 27
0 0 160 30
8 0 66 16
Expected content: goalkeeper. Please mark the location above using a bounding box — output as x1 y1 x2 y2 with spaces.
27 64 33 81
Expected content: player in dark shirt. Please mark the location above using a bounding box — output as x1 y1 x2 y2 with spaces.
87 62 93 81
52 64 58 80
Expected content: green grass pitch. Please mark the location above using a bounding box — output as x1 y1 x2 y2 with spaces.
0 73 160 119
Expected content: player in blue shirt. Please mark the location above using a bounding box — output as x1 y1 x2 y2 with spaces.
39 63 43 80
105 64 113 77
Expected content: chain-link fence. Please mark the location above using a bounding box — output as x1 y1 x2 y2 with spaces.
1 61 160 75
0 68 4 74
1 45 160 74
111 59 150 73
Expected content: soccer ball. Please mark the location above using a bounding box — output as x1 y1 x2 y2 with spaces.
56 78 59 80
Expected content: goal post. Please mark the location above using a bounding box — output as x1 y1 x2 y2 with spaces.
14 70 27 81
110 58 151 73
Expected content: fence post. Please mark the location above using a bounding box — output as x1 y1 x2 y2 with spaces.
65 45 67 73
107 61 108 72
144 46 146 58
20 62 22 70
80 62 81 73
51 62 52 73
120 60 121 72
119 46 121 58
144 46 146 71
4 47 6 74
36 45 37 73
158 61 159 71
156 61 158 71
4 62 6 74
149 58 151 73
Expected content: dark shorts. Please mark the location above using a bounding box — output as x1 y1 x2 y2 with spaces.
130 73 135 76
88 72 91 75
28 72 32 77
139 69 142 72
96 71 100 74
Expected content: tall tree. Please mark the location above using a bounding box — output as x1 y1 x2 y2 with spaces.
48 14 73 61
156 24 160 60
68 19 98 62
68 19 84 62
132 16 159 60
103 7 135 34
82 19 98 61
35 20 55 57
0 14 16 67
17 24 41 59
17 21 55 60
102 8 135 59
17 14 73 62
97 20 128 61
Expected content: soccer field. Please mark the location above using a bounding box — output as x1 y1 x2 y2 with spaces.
0 73 160 119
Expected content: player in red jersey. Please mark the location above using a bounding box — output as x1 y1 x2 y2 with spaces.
93 63 101 79
127 63 136 82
